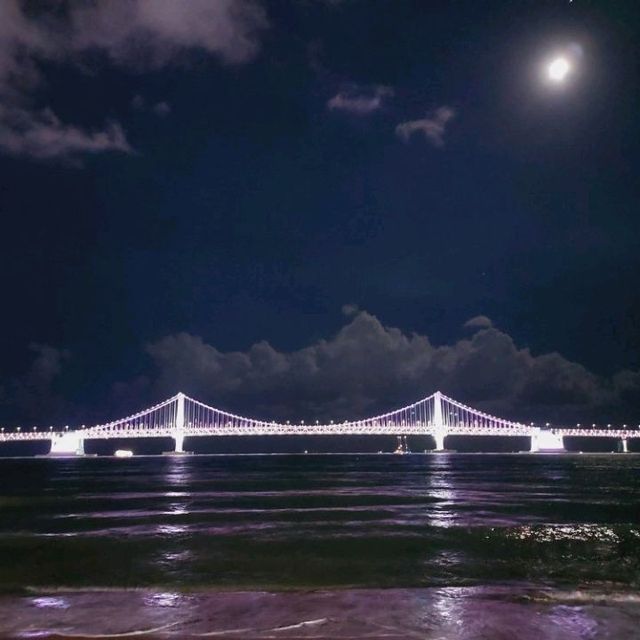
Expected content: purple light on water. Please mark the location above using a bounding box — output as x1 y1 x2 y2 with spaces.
29 597 69 610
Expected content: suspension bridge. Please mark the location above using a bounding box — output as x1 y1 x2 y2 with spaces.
0 391 636 456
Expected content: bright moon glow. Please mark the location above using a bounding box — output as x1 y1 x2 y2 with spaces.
548 57 571 82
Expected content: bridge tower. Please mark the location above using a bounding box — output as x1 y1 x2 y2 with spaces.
173 392 186 454
433 391 446 451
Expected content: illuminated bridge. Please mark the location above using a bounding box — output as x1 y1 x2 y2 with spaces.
0 391 636 456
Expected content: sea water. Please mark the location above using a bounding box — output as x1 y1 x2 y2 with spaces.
0 453 638 638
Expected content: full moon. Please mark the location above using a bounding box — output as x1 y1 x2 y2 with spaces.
548 56 571 82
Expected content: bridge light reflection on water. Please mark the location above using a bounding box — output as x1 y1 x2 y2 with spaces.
154 457 194 579
425 455 457 528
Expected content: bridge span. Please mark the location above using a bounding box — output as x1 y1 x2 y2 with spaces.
0 391 636 456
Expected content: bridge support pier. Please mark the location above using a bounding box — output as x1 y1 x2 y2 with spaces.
174 432 185 454
620 438 629 453
530 428 565 453
49 432 85 456
433 431 446 452
530 430 539 453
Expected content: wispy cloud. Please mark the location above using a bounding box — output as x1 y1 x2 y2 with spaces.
327 85 393 115
0 0 266 161
0 106 131 161
153 101 171 117
132 95 172 117
70 0 267 68
131 94 146 110
464 315 493 330
396 106 456 147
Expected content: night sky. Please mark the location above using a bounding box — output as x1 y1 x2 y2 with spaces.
1 0 639 428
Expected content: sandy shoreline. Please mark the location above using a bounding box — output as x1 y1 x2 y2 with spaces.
2 586 639 639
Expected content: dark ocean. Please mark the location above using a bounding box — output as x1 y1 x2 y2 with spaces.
0 453 639 638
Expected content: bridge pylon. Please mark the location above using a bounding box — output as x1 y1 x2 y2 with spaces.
433 391 446 451
171 392 188 455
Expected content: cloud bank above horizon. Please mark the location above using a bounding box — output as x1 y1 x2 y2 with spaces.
139 310 640 424
3 309 639 426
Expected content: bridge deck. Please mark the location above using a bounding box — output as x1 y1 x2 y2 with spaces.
0 390 637 442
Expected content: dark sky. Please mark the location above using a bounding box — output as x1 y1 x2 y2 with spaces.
0 0 639 427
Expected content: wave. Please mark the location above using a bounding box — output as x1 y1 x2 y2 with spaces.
5 586 640 639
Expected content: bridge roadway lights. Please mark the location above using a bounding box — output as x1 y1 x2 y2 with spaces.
5 390 635 457
49 432 85 457
530 428 566 453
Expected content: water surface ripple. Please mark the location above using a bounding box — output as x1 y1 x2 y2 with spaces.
0 453 638 638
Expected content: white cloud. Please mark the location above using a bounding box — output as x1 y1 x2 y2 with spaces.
0 105 132 160
70 0 267 68
0 1 54 90
0 0 266 161
327 85 393 115
142 309 639 423
341 303 360 317
464 315 493 330
396 106 456 147
5 310 640 425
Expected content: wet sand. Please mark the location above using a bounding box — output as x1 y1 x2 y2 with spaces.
3 586 640 639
